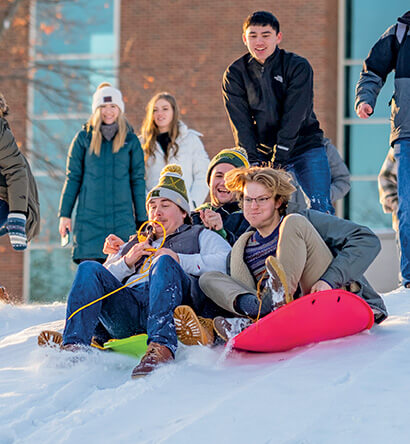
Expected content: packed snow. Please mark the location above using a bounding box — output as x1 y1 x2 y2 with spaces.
1 288 409 444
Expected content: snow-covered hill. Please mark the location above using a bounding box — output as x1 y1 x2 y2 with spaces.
1 288 409 444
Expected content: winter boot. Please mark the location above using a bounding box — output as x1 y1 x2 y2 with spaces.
37 330 63 348
174 305 214 346
261 256 292 310
131 342 173 378
213 316 253 342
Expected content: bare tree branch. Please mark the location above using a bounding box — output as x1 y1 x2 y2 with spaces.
0 0 26 41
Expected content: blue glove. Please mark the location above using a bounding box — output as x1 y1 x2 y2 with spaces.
0 212 27 250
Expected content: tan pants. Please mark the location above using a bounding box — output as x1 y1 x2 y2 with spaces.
277 213 333 296
199 213 334 315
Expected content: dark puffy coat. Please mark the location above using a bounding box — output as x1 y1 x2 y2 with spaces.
0 118 40 240
58 125 146 262
222 47 324 163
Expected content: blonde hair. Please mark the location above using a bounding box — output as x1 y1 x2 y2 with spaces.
224 167 296 214
87 82 128 156
140 92 180 163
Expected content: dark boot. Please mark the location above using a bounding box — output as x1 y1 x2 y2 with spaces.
131 342 173 378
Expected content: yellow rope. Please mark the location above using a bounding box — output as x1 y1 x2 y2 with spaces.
271 145 277 164
67 220 166 321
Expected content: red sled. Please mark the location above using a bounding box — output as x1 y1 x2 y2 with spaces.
231 289 374 353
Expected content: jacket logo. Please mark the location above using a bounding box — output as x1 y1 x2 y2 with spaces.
274 75 283 83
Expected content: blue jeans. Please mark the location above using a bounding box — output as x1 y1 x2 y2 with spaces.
62 255 193 355
287 147 334 214
0 199 8 227
394 137 410 286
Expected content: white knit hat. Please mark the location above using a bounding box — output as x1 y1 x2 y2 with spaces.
92 83 125 114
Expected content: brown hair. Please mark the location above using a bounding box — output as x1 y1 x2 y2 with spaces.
224 166 296 215
140 92 180 164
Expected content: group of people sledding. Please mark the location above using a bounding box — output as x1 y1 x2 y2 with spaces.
38 152 387 378
3 8 409 378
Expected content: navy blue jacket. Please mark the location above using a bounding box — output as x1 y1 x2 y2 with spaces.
355 18 410 146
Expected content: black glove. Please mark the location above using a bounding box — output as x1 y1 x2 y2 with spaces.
272 144 290 167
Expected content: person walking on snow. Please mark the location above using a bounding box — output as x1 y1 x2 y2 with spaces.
0 92 40 252
355 11 410 288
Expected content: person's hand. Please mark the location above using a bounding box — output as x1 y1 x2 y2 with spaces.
272 144 290 167
59 217 72 237
200 209 223 231
124 240 151 268
356 102 373 119
154 247 180 263
103 234 124 255
310 280 332 293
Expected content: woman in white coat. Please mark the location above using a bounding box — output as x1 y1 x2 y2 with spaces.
140 92 209 209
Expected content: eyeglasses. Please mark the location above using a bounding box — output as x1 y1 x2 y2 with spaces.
243 196 273 205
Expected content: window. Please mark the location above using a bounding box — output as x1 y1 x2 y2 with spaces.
26 0 119 302
340 0 407 229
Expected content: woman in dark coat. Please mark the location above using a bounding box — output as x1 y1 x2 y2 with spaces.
58 82 146 263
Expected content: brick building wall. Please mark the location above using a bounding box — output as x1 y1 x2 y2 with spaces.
120 0 339 160
0 1 30 301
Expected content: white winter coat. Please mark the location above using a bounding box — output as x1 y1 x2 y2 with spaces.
142 121 209 209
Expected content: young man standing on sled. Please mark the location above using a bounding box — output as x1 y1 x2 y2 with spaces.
222 11 333 214
194 167 387 340
39 165 231 377
191 146 250 245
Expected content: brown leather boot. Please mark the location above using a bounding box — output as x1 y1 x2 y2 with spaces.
38 330 63 348
131 342 173 378
0 286 11 304
174 305 214 346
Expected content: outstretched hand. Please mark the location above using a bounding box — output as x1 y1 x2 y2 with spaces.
103 234 125 255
